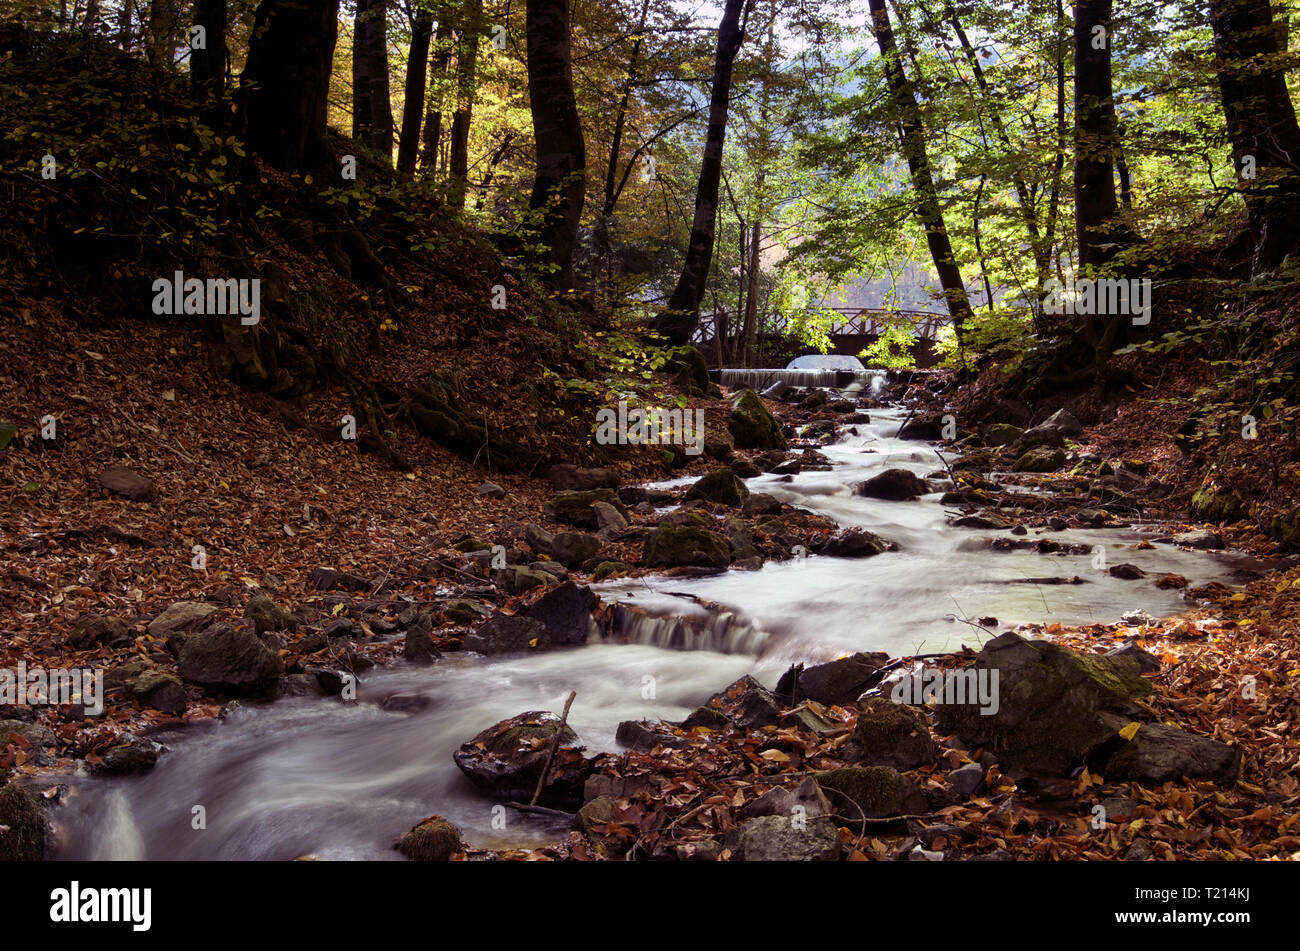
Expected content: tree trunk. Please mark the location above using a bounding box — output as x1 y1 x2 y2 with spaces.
1209 0 1300 273
652 0 747 347
190 0 227 100
421 15 453 175
868 0 970 351
1073 0 1125 272
449 0 485 208
397 8 434 176
117 0 135 48
353 0 393 164
240 0 340 175
146 0 176 68
526 0 587 289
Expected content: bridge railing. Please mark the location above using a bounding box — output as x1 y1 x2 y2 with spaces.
692 307 951 345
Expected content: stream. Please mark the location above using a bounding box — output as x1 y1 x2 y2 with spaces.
49 405 1248 860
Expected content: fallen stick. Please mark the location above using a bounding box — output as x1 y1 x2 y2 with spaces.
531 691 577 807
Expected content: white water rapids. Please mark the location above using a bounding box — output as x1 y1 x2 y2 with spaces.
49 406 1245 859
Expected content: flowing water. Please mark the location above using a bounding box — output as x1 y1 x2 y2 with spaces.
49 404 1247 860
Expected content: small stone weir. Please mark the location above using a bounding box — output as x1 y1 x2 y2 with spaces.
718 367 886 392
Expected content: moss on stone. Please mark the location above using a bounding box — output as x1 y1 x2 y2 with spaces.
397 816 462 861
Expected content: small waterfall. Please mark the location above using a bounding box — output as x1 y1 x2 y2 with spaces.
91 788 145 861
607 603 769 655
719 368 886 392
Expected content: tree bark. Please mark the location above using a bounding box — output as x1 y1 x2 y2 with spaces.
652 0 747 347
525 0 586 289
1073 0 1125 272
397 8 434 176
421 14 453 175
190 0 227 100
1209 0 1300 274
240 0 340 175
868 0 970 350
449 0 485 208
353 0 394 164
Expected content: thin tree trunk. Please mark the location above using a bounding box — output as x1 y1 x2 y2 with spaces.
868 0 970 351
353 0 393 164
1209 0 1300 273
191 0 227 100
397 8 434 176
240 0 340 175
526 0 587 289
653 0 747 347
449 0 485 208
421 14 453 175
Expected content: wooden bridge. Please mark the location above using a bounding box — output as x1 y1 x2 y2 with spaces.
692 306 953 367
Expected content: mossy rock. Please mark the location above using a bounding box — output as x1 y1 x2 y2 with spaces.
244 593 295 633
814 767 927 819
68 614 132 649
593 561 633 581
1012 446 1066 472
0 782 48 860
547 489 629 530
684 468 750 507
397 816 462 861
0 421 16 451
680 705 730 730
666 345 710 397
452 535 490 553
985 423 1023 446
1190 484 1244 523
727 389 786 451
846 698 936 770
642 524 731 569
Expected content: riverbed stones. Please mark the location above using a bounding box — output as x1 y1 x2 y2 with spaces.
856 468 928 500
1011 446 1066 472
148 600 219 640
1098 716 1240 785
897 415 946 441
527 581 599 646
813 528 889 558
1173 529 1225 550
933 632 1152 775
741 492 782 516
615 719 687 751
774 651 890 706
495 564 549 596
985 423 1023 446
737 815 842 861
948 762 986 797
546 489 629 530
1018 408 1082 449
642 523 730 569
739 777 832 821
846 697 936 770
524 524 554 554
177 622 285 693
452 710 590 809
814 766 927 818
592 500 627 534
67 614 132 649
404 613 438 665
1108 563 1146 580
124 668 187 715
464 614 551 655
93 733 164 775
397 816 462 861
550 531 602 568
244 592 294 633
727 389 786 450
685 468 750 507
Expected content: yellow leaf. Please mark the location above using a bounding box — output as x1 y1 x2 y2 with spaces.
1119 721 1141 741
528 638 538 648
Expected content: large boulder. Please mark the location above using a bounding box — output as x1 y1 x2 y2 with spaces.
897 415 946 441
684 468 750 507
814 767 927 818
846 698 936 770
177 622 284 693
546 489 630 530
727 389 786 450
1018 408 1082 449
642 524 730 569
463 615 551 655
1011 446 1066 473
244 593 295 634
527 581 599 646
775 652 890 706
452 710 590 809
148 601 219 640
737 815 842 861
495 565 550 596
933 632 1151 775
855 468 928 501
1099 718 1239 785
